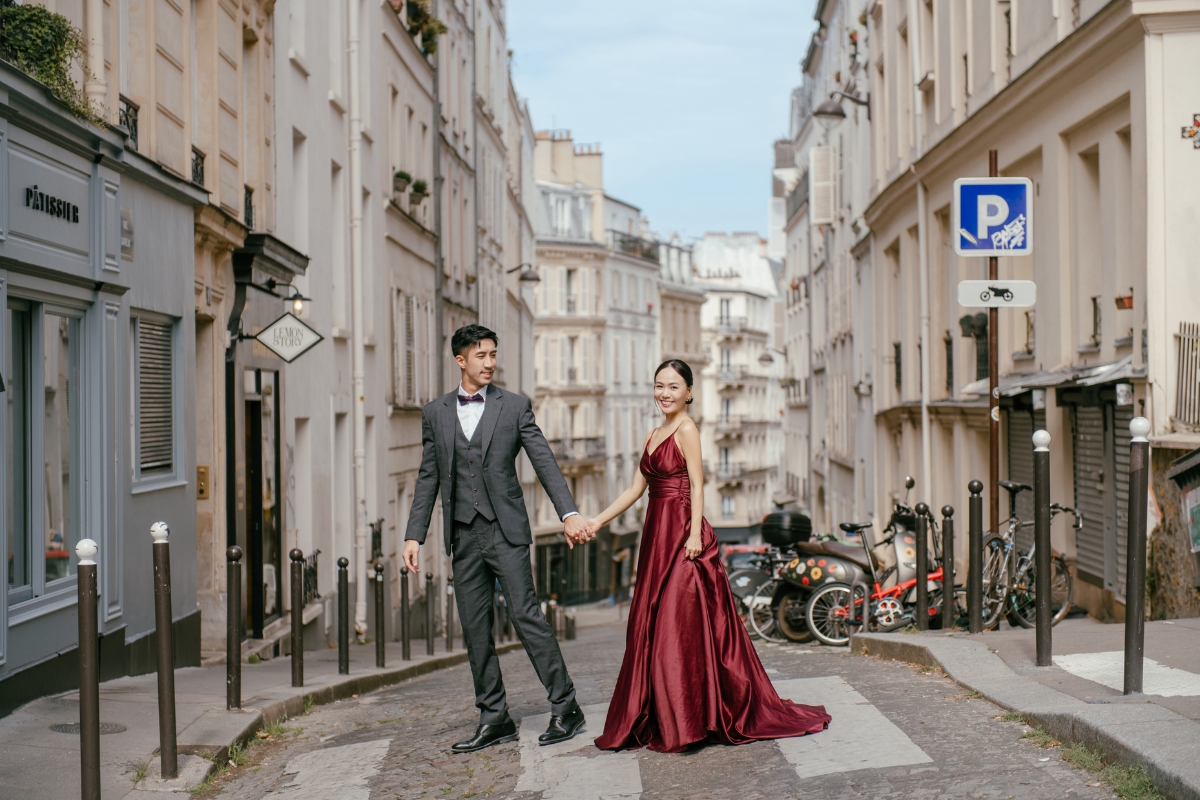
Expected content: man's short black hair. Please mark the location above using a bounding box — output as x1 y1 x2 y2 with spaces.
451 324 499 358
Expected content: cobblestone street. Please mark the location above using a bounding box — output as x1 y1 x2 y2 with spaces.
206 622 1117 799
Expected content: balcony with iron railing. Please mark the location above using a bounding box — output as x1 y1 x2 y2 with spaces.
606 229 659 263
715 415 744 434
548 437 606 461
717 316 749 336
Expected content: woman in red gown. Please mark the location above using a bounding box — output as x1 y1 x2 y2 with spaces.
589 360 830 753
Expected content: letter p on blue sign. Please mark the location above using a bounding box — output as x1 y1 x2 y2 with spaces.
953 178 1033 257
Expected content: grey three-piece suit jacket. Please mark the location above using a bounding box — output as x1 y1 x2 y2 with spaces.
403 384 578 554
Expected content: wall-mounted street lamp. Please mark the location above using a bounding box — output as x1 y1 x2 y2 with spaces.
506 262 541 283
813 90 871 130
286 286 311 315
758 346 788 366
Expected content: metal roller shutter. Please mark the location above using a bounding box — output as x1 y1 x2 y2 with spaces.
1072 406 1107 584
1006 408 1046 551
1112 404 1133 601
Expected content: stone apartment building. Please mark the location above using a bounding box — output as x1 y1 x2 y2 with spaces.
856 0 1200 619
695 233 784 543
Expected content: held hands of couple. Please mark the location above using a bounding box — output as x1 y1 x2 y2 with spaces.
563 514 596 549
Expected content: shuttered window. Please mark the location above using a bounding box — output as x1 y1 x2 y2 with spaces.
135 317 174 475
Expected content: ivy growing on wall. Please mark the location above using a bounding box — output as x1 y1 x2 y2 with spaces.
0 0 103 125
406 0 448 56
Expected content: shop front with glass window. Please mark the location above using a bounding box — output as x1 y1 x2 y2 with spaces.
0 64 203 716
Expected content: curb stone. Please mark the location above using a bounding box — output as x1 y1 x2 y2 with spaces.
148 641 525 793
851 632 1200 800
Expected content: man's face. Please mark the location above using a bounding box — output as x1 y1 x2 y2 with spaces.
455 339 497 388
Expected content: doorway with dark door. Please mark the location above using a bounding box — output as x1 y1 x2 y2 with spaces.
244 367 282 638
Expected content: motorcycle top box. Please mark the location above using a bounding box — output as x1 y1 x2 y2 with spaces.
761 510 812 548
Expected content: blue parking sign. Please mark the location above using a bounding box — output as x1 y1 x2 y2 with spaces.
953 178 1033 257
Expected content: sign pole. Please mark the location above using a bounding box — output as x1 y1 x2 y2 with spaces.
988 149 1000 537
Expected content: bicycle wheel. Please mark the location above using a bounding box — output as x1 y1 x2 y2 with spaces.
1006 555 1074 629
748 579 787 643
774 587 815 643
804 582 861 647
980 534 1010 630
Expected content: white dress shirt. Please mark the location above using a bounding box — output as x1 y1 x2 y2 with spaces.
456 383 488 440
456 383 576 521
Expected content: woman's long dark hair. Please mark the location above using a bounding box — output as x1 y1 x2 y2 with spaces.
654 359 694 404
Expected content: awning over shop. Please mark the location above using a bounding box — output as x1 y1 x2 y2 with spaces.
960 356 1145 398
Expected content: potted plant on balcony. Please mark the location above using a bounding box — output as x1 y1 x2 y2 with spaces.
393 170 412 196
409 179 428 209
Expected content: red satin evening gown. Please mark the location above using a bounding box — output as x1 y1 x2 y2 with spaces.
595 436 831 753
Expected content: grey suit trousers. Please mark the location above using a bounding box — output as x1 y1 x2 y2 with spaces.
453 515 576 725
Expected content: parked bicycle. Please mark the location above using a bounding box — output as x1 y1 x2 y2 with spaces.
802 477 956 646
980 480 1078 630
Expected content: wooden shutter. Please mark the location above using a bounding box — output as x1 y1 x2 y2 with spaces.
424 300 435 401
810 145 835 225
137 318 173 473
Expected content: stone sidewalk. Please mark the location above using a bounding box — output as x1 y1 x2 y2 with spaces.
853 616 1200 800
0 635 524 799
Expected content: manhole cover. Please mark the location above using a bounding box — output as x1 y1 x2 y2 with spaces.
50 722 127 735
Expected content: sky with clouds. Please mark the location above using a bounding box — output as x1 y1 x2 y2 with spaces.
507 0 818 243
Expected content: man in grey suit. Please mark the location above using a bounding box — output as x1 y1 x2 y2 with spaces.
403 324 593 753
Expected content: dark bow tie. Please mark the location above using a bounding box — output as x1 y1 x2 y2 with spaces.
458 393 484 405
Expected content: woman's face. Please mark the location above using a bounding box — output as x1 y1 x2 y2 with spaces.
654 366 691 414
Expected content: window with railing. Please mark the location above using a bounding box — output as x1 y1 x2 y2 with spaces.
119 96 139 151
244 186 254 229
191 148 205 186
1175 321 1200 428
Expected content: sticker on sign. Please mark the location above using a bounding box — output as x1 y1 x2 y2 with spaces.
255 312 325 363
954 177 1033 257
957 280 1037 308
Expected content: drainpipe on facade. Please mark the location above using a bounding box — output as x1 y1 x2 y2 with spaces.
347 0 369 636
84 0 106 109
909 0 932 506
432 1 445 397
471 11 480 323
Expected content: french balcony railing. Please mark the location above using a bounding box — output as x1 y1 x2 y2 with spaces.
717 462 746 481
118 96 139 151
715 415 743 433
548 437 606 461
191 148 205 186
717 316 748 336
606 229 659 263
718 365 750 383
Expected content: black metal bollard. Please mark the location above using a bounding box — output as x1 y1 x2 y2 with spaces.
914 503 930 631
446 577 455 653
1033 431 1053 666
76 539 101 800
226 546 243 709
337 557 350 675
1124 417 1152 694
400 567 411 661
289 549 305 687
375 560 386 668
941 507 955 628
425 574 435 656
968 480 984 634
151 523 178 779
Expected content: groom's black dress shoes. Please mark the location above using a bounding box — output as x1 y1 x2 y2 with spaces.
451 720 519 753
538 705 586 746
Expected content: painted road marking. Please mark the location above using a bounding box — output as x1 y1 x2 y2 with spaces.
1054 651 1200 696
272 738 391 799
515 703 641 800
773 676 932 778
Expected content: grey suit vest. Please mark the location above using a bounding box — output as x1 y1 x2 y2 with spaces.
453 417 496 524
